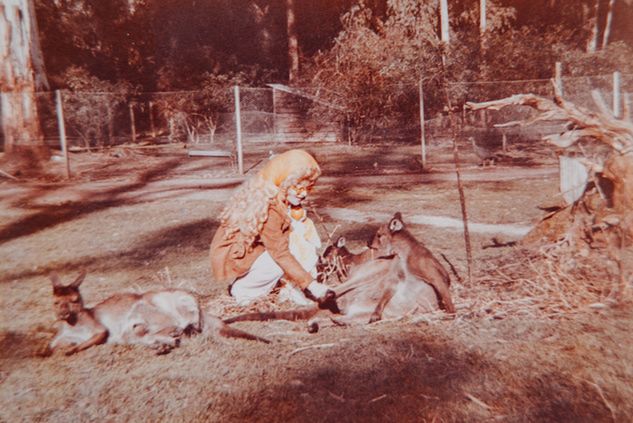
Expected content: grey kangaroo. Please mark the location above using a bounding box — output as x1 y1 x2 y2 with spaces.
48 271 268 356
226 213 455 331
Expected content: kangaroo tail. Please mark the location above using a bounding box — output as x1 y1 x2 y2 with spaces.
440 253 463 284
218 325 271 344
202 313 270 343
223 307 320 324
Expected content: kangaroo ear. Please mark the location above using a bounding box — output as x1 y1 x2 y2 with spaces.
336 237 346 248
70 271 87 288
389 217 404 233
50 273 62 288
393 212 403 221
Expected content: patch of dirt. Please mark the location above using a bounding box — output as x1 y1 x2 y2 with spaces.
1 139 631 422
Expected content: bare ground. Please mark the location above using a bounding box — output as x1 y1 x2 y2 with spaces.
1 140 632 422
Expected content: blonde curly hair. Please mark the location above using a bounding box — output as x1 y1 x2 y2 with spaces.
220 150 321 246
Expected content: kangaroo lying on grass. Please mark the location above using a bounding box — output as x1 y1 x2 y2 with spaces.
48 272 268 356
225 213 456 331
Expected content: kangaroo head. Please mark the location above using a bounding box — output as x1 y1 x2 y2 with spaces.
370 213 405 256
320 236 348 263
319 236 345 265
317 237 351 282
50 271 86 323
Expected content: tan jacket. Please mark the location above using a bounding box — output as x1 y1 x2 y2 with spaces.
210 199 314 290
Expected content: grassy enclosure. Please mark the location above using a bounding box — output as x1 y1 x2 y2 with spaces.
3 0 633 420
1 139 631 422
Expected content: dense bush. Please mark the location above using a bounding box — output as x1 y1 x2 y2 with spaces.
299 0 633 142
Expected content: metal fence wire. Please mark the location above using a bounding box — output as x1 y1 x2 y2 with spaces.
1 72 631 151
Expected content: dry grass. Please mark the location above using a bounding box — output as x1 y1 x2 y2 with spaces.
462 247 622 319
1 141 632 422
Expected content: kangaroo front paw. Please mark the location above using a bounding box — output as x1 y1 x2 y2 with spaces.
154 343 174 355
64 346 78 356
368 313 382 324
37 344 54 358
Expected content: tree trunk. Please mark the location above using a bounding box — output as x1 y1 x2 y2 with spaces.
601 0 616 49
286 0 299 84
586 0 600 53
27 0 48 91
439 0 450 44
0 0 49 163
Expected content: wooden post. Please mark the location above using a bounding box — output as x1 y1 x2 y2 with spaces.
129 103 136 143
451 119 473 285
555 62 564 97
346 113 352 146
106 104 114 146
272 88 278 143
234 85 244 175
419 80 426 168
149 101 156 138
613 71 621 118
502 133 507 152
442 77 472 285
55 90 70 179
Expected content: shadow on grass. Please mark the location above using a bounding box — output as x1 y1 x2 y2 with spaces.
206 329 617 422
209 331 488 422
0 218 219 284
0 158 185 245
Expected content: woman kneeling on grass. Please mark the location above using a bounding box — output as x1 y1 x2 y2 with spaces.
210 149 333 306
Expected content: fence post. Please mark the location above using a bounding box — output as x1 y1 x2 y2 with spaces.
55 90 70 179
106 104 114 145
234 85 244 175
480 0 486 33
129 103 136 143
272 87 278 143
555 62 564 96
440 0 449 44
149 100 156 138
419 79 426 168
613 71 621 118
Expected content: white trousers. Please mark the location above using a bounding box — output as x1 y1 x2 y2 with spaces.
230 251 284 306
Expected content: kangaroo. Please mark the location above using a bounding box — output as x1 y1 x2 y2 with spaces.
369 212 456 314
226 255 442 331
226 214 454 331
318 236 376 283
47 272 268 356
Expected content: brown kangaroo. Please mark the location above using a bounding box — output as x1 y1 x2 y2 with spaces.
369 212 456 314
48 272 268 356
225 213 455 331
318 236 375 283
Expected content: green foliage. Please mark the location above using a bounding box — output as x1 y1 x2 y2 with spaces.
301 1 445 141
301 0 633 142
561 42 633 76
33 0 633 146
62 67 133 148
152 71 253 144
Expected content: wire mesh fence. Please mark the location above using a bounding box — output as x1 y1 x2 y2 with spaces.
1 71 631 155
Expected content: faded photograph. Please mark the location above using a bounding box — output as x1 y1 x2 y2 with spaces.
1 1 632 421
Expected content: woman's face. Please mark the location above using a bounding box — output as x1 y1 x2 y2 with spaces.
285 179 314 206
